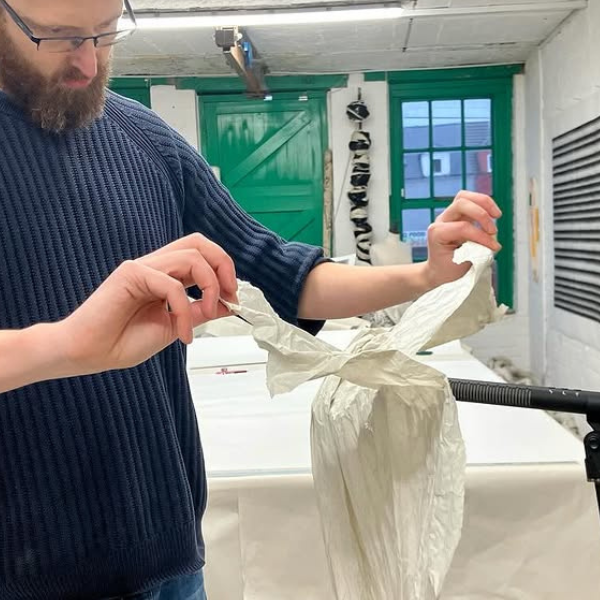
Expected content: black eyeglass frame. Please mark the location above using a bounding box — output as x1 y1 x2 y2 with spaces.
0 0 137 52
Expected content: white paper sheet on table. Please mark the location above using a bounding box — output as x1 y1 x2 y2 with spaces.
224 242 505 600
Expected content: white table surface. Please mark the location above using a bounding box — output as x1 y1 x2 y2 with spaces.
188 332 583 476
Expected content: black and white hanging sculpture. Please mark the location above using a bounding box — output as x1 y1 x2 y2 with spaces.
346 93 373 264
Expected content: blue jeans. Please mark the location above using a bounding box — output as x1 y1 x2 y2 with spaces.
105 570 207 600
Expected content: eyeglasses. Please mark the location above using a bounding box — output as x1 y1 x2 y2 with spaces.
0 0 137 53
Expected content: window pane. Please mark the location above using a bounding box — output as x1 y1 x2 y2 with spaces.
432 100 461 148
402 208 430 261
465 99 492 146
403 152 430 199
402 101 429 150
433 151 462 198
466 149 493 195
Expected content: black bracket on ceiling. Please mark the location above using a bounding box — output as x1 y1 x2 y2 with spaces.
214 26 268 98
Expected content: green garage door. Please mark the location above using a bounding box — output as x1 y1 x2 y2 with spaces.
200 93 327 246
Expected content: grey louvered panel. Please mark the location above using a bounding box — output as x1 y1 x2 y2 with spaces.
553 115 600 321
556 288 600 310
554 152 600 176
554 190 600 203
555 221 600 232
555 253 600 267
554 119 600 152
553 173 600 193
553 133 600 160
555 258 600 277
555 252 600 265
555 299 600 324
555 290 600 322
556 275 600 295
554 233 600 243
554 162 600 187
554 140 600 171
554 196 600 217
555 211 600 222
555 240 600 252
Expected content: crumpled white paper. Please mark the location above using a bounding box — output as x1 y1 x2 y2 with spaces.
225 242 505 600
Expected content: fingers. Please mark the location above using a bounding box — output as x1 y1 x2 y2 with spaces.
433 191 502 253
118 252 238 344
142 233 238 301
437 191 502 229
138 240 242 322
106 235 240 347
140 246 235 320
188 297 235 329
442 197 498 234
428 221 501 253
189 252 220 321
181 233 238 300
143 249 221 319
119 261 194 345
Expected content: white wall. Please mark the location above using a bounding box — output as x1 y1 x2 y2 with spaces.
150 85 200 151
525 1 600 392
525 50 548 382
328 73 391 257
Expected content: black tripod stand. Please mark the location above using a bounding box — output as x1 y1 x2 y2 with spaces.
449 379 600 519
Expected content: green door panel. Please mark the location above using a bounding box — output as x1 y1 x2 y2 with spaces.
108 78 151 108
201 94 326 247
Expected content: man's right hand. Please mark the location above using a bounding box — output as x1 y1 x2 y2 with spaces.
60 233 238 375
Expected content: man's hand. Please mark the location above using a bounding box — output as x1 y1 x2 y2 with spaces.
59 234 238 375
424 190 502 288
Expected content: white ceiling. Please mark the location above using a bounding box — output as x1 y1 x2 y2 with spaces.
113 0 587 77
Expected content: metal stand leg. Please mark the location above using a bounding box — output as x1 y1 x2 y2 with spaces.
584 421 600 522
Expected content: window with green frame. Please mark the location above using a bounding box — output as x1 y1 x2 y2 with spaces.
379 66 518 308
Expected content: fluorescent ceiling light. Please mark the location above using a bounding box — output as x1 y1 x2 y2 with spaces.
136 7 404 30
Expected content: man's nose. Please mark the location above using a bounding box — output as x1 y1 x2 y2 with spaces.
69 40 99 81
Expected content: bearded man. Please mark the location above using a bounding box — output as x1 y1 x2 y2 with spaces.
0 1 502 598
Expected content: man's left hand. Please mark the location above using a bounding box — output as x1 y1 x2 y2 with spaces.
424 190 502 288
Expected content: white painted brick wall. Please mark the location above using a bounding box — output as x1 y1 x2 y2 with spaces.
526 0 600 389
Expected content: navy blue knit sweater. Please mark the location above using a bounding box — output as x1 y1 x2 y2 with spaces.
0 89 325 600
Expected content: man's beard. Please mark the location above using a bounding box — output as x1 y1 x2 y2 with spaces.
0 25 111 133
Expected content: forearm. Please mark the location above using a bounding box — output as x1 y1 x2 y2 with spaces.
298 261 435 320
0 323 72 393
